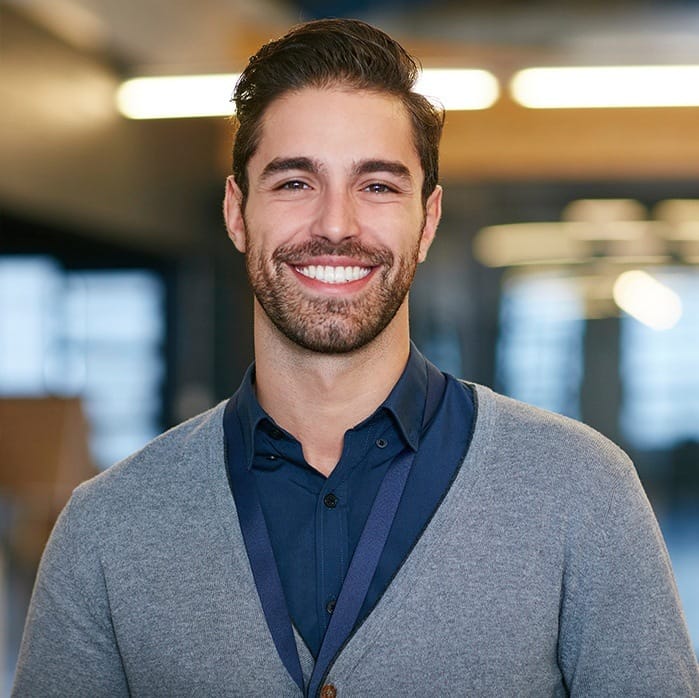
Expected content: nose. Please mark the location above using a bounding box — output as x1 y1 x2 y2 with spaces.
311 187 359 243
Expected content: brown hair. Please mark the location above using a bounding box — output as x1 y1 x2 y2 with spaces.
231 18 444 206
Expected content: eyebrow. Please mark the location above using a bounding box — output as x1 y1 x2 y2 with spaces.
352 159 412 182
258 156 413 184
260 157 321 181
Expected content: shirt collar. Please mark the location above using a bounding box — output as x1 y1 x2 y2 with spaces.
377 341 427 452
235 363 271 470
234 341 429 469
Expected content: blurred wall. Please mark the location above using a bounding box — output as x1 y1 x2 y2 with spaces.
0 8 223 254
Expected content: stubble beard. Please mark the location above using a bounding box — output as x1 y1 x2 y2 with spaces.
244 227 422 355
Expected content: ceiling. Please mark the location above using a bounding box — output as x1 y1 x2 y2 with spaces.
9 0 699 70
2 0 699 252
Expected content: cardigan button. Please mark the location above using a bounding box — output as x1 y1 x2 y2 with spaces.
320 685 337 698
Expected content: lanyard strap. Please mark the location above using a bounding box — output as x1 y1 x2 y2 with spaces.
224 399 305 690
224 359 445 696
307 446 415 697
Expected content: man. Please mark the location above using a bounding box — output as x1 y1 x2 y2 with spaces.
13 18 699 697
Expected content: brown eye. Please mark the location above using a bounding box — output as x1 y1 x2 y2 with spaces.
365 183 394 194
279 180 309 190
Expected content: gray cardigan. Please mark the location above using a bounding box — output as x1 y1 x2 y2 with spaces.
13 385 699 696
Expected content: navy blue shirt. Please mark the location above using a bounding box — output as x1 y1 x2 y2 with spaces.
233 345 475 656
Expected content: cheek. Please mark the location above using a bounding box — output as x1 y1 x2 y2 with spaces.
370 207 425 245
245 205 310 247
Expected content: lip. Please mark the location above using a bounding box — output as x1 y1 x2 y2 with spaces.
290 255 374 267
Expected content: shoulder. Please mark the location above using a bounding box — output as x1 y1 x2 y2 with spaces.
453 384 659 557
465 383 635 495
81 400 228 492
63 401 230 537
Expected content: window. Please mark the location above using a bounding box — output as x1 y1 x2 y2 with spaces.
0 256 165 469
496 273 584 418
620 268 699 449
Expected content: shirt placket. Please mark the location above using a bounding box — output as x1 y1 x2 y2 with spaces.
315 475 348 643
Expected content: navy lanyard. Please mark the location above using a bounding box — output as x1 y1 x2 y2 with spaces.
223 360 444 696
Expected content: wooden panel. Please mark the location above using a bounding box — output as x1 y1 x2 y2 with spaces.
440 97 699 181
0 398 97 564
0 398 95 500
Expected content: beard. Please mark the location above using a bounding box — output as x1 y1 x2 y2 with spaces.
244 231 422 354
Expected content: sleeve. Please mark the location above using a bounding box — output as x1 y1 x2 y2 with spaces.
558 459 699 696
11 492 130 697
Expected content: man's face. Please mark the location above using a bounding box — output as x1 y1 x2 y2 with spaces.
225 86 441 354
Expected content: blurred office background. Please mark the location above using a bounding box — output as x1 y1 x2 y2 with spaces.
1 0 698 690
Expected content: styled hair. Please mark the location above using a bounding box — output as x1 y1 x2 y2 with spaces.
231 18 444 206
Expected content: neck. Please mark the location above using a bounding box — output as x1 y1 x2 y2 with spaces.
253 302 411 476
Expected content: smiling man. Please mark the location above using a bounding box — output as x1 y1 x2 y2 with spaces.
13 18 699 698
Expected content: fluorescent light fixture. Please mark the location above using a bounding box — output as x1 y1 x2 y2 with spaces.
415 69 499 110
473 223 588 267
116 69 500 119
116 74 240 119
563 199 646 224
511 66 699 109
612 270 682 330
653 200 699 241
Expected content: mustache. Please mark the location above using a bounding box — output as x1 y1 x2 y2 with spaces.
272 239 394 267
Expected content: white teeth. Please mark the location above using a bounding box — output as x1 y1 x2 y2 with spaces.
295 265 371 284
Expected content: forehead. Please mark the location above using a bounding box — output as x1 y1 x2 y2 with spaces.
249 87 422 177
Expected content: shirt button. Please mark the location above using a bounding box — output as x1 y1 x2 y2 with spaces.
321 685 337 698
323 493 338 509
326 598 336 614
375 438 388 448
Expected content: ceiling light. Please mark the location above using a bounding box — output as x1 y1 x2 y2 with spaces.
612 270 682 330
510 66 699 109
653 200 699 242
563 199 647 223
116 74 239 119
473 223 588 267
116 69 500 119
415 69 499 110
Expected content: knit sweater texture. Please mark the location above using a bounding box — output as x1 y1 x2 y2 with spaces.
13 384 699 696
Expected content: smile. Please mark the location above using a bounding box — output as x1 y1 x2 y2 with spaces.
294 265 372 284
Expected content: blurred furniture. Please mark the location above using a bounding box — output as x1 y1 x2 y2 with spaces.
0 397 97 567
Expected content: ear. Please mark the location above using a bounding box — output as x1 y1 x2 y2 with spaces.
417 184 442 263
223 176 246 253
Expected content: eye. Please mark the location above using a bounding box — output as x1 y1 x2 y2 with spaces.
364 182 397 194
278 180 310 191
